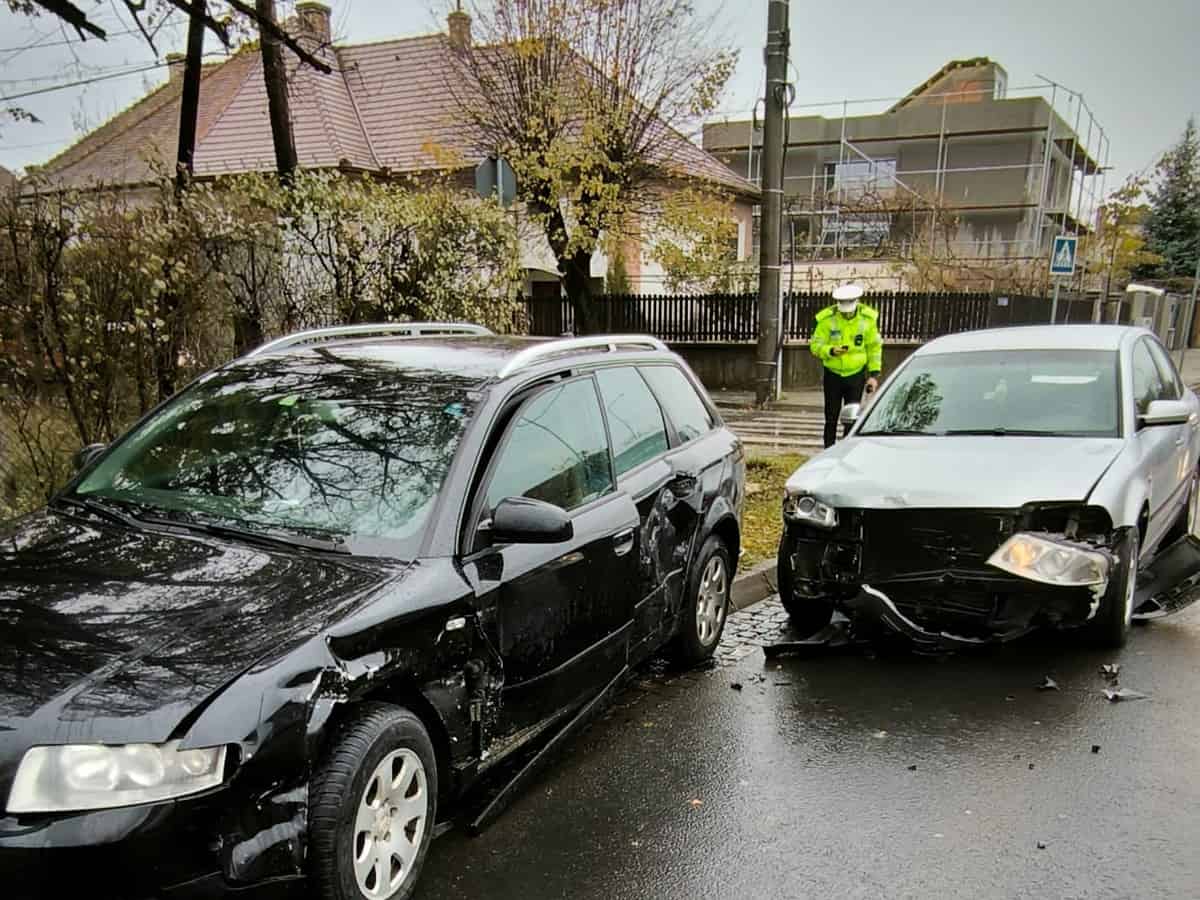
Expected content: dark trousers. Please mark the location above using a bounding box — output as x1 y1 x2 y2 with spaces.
823 367 866 448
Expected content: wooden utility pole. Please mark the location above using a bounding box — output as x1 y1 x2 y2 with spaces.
174 0 206 192
755 0 789 406
257 0 298 179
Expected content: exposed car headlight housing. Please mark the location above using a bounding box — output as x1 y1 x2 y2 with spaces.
6 741 227 814
987 533 1110 587
783 492 838 529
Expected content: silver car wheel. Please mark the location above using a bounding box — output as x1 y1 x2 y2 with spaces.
352 748 428 899
696 555 728 645
1122 541 1139 627
1188 474 1199 539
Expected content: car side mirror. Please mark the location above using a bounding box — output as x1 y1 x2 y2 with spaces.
72 443 106 471
1139 399 1192 428
489 497 573 544
839 403 862 426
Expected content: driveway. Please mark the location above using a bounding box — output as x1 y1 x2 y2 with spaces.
415 599 1200 899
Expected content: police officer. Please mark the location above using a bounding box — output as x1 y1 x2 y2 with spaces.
810 283 882 448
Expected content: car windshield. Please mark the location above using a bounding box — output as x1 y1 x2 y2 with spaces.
858 349 1119 437
71 355 478 556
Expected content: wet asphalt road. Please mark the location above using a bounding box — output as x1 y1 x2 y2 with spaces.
415 599 1200 900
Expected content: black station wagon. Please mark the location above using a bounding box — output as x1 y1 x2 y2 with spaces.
0 323 745 900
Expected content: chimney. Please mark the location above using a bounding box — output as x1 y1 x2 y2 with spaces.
166 52 186 83
295 1 332 46
447 6 472 50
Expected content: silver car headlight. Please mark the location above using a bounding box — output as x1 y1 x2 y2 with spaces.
987 533 1110 587
6 741 228 814
783 492 838 529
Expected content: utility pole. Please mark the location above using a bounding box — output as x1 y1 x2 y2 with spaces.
257 0 298 180
755 0 789 407
174 0 206 193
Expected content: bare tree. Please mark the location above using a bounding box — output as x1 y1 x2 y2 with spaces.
449 0 736 333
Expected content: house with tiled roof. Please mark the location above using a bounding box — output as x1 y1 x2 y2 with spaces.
31 3 758 295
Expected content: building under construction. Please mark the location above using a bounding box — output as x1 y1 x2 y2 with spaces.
703 59 1109 291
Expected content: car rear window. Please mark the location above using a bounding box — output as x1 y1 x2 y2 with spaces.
640 365 714 444
596 367 669 475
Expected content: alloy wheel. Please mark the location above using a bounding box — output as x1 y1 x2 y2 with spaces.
696 555 728 645
352 748 428 899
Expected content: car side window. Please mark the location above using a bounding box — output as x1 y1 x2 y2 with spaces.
1145 339 1183 400
1131 340 1168 413
484 377 614 514
595 367 669 476
640 365 714 444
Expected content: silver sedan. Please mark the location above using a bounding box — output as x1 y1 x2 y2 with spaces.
779 325 1200 649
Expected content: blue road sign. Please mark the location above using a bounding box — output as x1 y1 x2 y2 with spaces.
1050 235 1077 276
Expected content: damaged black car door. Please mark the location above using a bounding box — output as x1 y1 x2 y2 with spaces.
462 376 640 742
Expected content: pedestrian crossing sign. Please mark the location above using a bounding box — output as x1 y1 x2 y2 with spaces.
1050 235 1077 276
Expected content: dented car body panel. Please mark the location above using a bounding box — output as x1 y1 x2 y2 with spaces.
0 334 743 898
782 325 1200 642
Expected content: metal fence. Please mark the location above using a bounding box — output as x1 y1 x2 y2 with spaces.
519 291 995 343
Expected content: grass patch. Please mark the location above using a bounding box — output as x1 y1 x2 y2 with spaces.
740 452 806 569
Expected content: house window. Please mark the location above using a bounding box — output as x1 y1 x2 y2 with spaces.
823 158 897 200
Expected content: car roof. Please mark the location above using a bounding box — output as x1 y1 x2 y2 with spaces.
916 324 1145 355
242 334 677 384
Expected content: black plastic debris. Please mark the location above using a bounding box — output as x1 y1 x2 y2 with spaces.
907 764 918 771
1103 688 1149 702
763 619 863 659
730 682 743 692
1028 763 1035 770
1091 745 1101 754
1036 841 1047 850
1039 676 1059 691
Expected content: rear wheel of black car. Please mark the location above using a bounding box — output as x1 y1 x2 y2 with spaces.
310 703 438 900
1085 529 1139 649
671 534 731 664
777 530 834 638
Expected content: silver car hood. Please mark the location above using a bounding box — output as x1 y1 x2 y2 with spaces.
785 436 1125 509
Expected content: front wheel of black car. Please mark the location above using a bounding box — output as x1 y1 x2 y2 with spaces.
777 530 834 638
1085 529 1139 649
310 703 438 900
671 534 732 664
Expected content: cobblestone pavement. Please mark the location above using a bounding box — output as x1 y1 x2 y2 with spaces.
712 596 792 665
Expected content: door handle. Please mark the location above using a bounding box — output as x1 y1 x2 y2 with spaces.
613 527 635 557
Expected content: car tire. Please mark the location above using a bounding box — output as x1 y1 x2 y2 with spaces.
1085 528 1139 649
309 703 438 900
777 530 834 638
670 534 732 665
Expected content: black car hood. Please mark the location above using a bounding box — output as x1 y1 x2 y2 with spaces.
0 508 403 761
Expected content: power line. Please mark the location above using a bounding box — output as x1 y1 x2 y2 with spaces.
0 55 220 102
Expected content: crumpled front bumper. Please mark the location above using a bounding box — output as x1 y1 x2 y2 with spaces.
843 584 1034 652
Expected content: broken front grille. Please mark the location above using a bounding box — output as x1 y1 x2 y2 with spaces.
858 509 1017 580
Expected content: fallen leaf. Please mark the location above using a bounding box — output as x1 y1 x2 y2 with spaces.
872 730 888 739
689 798 703 808
1039 676 1059 691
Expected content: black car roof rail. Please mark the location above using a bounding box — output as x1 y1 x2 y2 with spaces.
495 335 668 379
244 322 494 358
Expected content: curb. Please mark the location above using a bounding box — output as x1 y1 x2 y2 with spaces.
731 557 778 612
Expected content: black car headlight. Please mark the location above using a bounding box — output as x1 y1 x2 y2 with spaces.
6 741 228 814
782 491 838 529
987 533 1110 587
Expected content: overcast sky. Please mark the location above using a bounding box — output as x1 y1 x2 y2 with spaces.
1 0 1197 192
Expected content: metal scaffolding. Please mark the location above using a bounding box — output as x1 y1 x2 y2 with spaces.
717 77 1110 280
